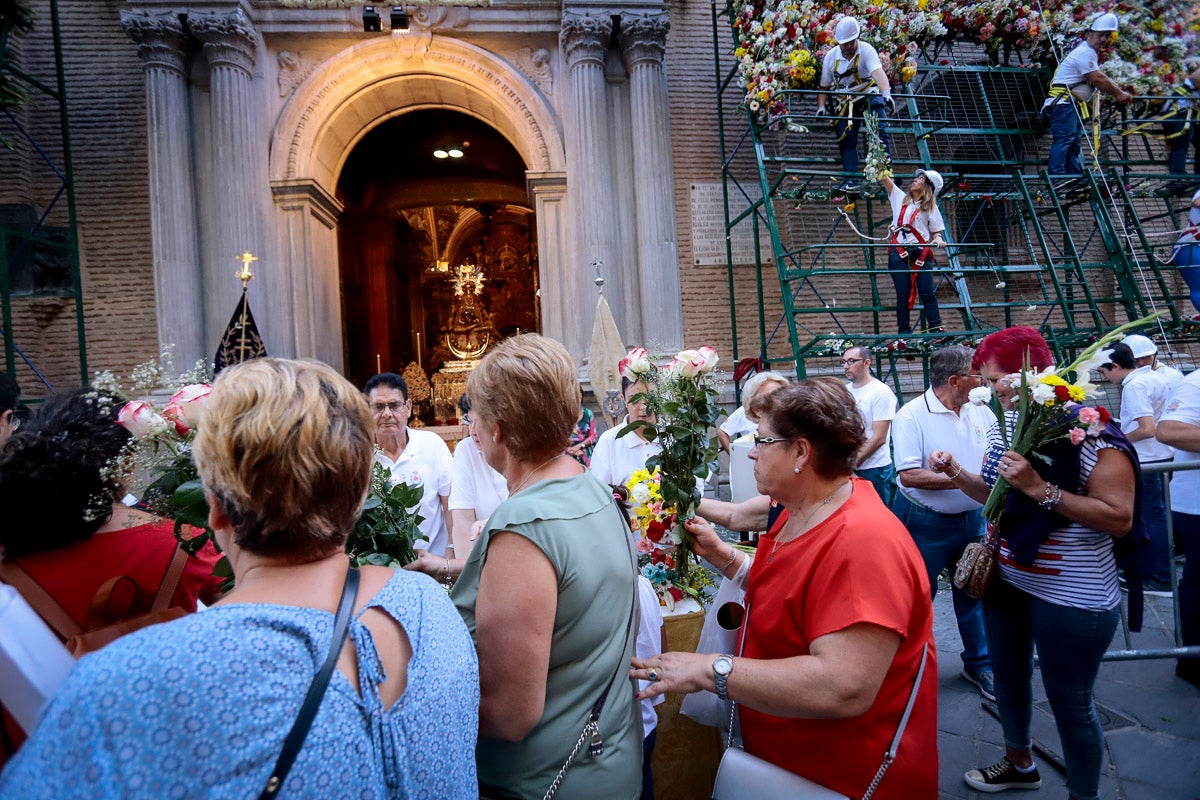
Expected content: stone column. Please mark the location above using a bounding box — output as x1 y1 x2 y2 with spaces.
120 10 205 368
189 8 272 356
621 12 684 351
560 11 619 358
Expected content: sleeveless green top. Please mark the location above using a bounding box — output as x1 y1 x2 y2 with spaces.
452 471 641 800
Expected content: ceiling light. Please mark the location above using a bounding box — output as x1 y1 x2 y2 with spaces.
363 6 382 32
433 149 449 159
448 147 464 158
390 7 409 32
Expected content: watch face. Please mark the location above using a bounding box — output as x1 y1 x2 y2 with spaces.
714 655 734 676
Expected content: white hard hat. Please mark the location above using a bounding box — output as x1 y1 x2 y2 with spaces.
1090 13 1119 33
1122 334 1157 358
916 168 944 196
835 17 861 45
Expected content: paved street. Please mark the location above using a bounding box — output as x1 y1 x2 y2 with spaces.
932 584 1200 799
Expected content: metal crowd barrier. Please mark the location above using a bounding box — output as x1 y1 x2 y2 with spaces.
1103 459 1199 663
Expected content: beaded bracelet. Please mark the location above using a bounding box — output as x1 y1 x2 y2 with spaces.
947 462 964 481
716 549 739 572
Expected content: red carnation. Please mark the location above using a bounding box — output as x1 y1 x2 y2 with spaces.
1098 406 1112 424
646 520 666 543
668 587 684 601
1054 385 1071 402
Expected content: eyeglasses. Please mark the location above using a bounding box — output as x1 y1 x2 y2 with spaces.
461 415 473 426
752 434 792 448
955 373 983 383
8 416 18 431
841 357 865 366
370 401 407 415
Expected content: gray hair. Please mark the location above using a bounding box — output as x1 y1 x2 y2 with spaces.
742 371 790 423
929 346 975 388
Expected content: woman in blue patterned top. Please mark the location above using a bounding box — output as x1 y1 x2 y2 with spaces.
0 358 479 799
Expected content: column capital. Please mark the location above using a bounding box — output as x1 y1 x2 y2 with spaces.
190 7 260 74
560 11 613 69
619 12 669 68
120 9 189 75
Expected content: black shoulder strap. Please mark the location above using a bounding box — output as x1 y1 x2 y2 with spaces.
259 566 360 800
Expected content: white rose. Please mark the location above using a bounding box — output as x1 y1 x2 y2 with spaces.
162 383 211 433
117 400 170 438
673 349 705 379
631 483 651 505
697 346 719 375
968 386 992 406
619 348 652 381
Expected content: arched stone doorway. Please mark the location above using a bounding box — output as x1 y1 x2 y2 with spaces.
337 109 540 400
268 32 566 374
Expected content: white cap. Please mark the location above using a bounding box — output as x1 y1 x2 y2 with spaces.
916 168 944 196
1090 13 1119 32
1122 334 1157 358
835 17 861 45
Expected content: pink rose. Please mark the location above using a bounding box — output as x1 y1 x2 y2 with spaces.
1069 427 1087 445
117 400 170 437
696 346 719 374
635 538 654 554
162 383 210 435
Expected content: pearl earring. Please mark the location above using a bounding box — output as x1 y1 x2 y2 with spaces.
794 466 800 474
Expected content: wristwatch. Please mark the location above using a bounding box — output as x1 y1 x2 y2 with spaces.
713 654 734 700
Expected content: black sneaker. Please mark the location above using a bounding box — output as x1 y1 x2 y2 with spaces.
961 669 996 702
964 758 1042 792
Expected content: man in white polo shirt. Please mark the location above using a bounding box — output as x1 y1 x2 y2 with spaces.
1099 342 1174 593
842 345 897 505
892 346 995 698
591 375 662 489
366 373 454 556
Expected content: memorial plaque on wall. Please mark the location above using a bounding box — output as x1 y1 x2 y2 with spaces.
689 182 774 266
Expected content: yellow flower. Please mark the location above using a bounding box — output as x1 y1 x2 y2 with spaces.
735 47 747 58
1068 385 1087 402
763 19 774 32
918 0 928 8
1039 374 1068 387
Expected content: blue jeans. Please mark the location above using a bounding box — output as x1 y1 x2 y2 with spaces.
641 728 657 800
1048 102 1083 176
833 96 890 175
892 492 989 673
1172 512 1200 685
856 463 895 507
1163 109 1200 176
1172 244 1200 315
984 579 1119 800
889 247 941 333
1141 467 1172 584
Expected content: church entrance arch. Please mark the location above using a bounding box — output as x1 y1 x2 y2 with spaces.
268 33 567 377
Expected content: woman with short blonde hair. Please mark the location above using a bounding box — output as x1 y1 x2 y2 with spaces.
2 358 480 798
452 334 641 800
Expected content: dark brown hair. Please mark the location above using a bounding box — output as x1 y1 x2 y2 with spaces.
750 378 866 479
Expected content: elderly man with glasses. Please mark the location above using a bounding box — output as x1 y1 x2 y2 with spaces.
365 372 454 557
891 346 995 700
842 345 898 505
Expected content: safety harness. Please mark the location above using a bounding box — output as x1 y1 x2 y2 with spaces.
1045 80 1102 169
889 203 934 310
829 52 876 141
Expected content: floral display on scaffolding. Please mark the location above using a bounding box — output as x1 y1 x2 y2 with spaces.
731 0 1199 120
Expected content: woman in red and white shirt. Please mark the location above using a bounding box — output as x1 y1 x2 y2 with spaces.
881 169 947 335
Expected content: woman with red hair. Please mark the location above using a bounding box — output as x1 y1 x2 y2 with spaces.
930 326 1143 799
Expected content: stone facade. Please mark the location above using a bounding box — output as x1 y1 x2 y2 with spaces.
2 0 797 399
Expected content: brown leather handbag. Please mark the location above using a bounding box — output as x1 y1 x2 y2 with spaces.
953 529 998 600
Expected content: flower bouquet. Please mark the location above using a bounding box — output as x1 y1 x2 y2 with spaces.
618 346 724 606
971 315 1161 526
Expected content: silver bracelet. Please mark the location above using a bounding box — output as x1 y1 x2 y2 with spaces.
716 549 739 572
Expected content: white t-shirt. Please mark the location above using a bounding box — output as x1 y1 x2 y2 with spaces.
1119 367 1173 463
1161 370 1200 514
375 428 454 555
719 406 756 440
888 185 945 246
1178 189 1200 246
448 436 508 521
590 416 662 488
635 576 665 737
1049 41 1100 102
892 388 992 513
849 378 897 470
1155 363 1185 388
820 41 883 92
